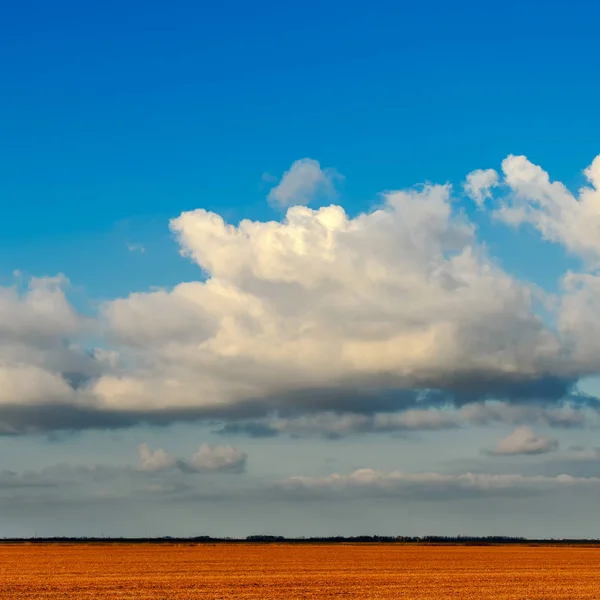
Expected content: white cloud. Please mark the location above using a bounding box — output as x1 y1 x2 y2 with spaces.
495 154 600 265
0 364 78 407
489 153 600 378
0 275 81 341
464 168 499 206
0 276 104 433
189 443 247 473
559 273 600 371
281 468 600 499
486 426 559 456
138 443 176 471
137 443 247 473
5 156 600 435
267 158 341 206
95 180 570 419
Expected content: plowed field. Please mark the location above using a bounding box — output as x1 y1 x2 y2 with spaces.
1 543 599 599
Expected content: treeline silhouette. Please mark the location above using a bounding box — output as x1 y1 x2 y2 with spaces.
1 535 600 545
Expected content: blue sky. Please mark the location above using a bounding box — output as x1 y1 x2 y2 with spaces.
2 0 600 537
2 0 599 296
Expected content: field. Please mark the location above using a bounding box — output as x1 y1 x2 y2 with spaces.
2 543 600 599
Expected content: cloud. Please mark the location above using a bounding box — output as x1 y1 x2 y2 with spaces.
559 273 600 372
495 154 600 265
0 462 199 509
0 443 248 510
482 445 600 480
485 426 559 456
215 400 596 440
96 180 578 426
0 275 107 434
217 421 279 438
0 469 62 490
267 158 341 206
188 443 247 473
261 172 278 183
562 446 600 461
529 446 600 478
219 409 460 439
0 462 148 497
481 152 600 376
138 443 176 471
126 243 146 253
138 443 247 473
464 168 499 206
279 468 600 500
3 461 599 510
3 156 600 435
460 401 589 428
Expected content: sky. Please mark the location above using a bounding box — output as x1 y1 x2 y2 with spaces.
2 0 600 538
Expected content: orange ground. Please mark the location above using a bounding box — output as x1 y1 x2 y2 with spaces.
1 543 600 599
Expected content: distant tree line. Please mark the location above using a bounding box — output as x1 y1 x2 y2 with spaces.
2 534 599 545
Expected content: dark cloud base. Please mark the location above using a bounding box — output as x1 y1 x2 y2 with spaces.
0 370 594 436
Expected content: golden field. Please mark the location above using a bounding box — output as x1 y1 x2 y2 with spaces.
1 543 600 599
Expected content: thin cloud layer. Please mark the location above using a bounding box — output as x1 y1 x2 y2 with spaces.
217 402 596 439
281 468 600 500
2 156 600 435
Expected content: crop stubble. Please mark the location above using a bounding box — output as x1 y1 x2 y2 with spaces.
1 543 599 599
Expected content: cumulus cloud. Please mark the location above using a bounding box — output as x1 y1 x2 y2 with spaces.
495 154 600 265
280 468 600 500
0 275 108 434
188 443 247 473
3 156 600 435
138 443 176 471
485 426 559 456
464 168 499 206
138 443 247 473
559 273 600 371
96 180 577 426
267 158 341 206
487 154 600 372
